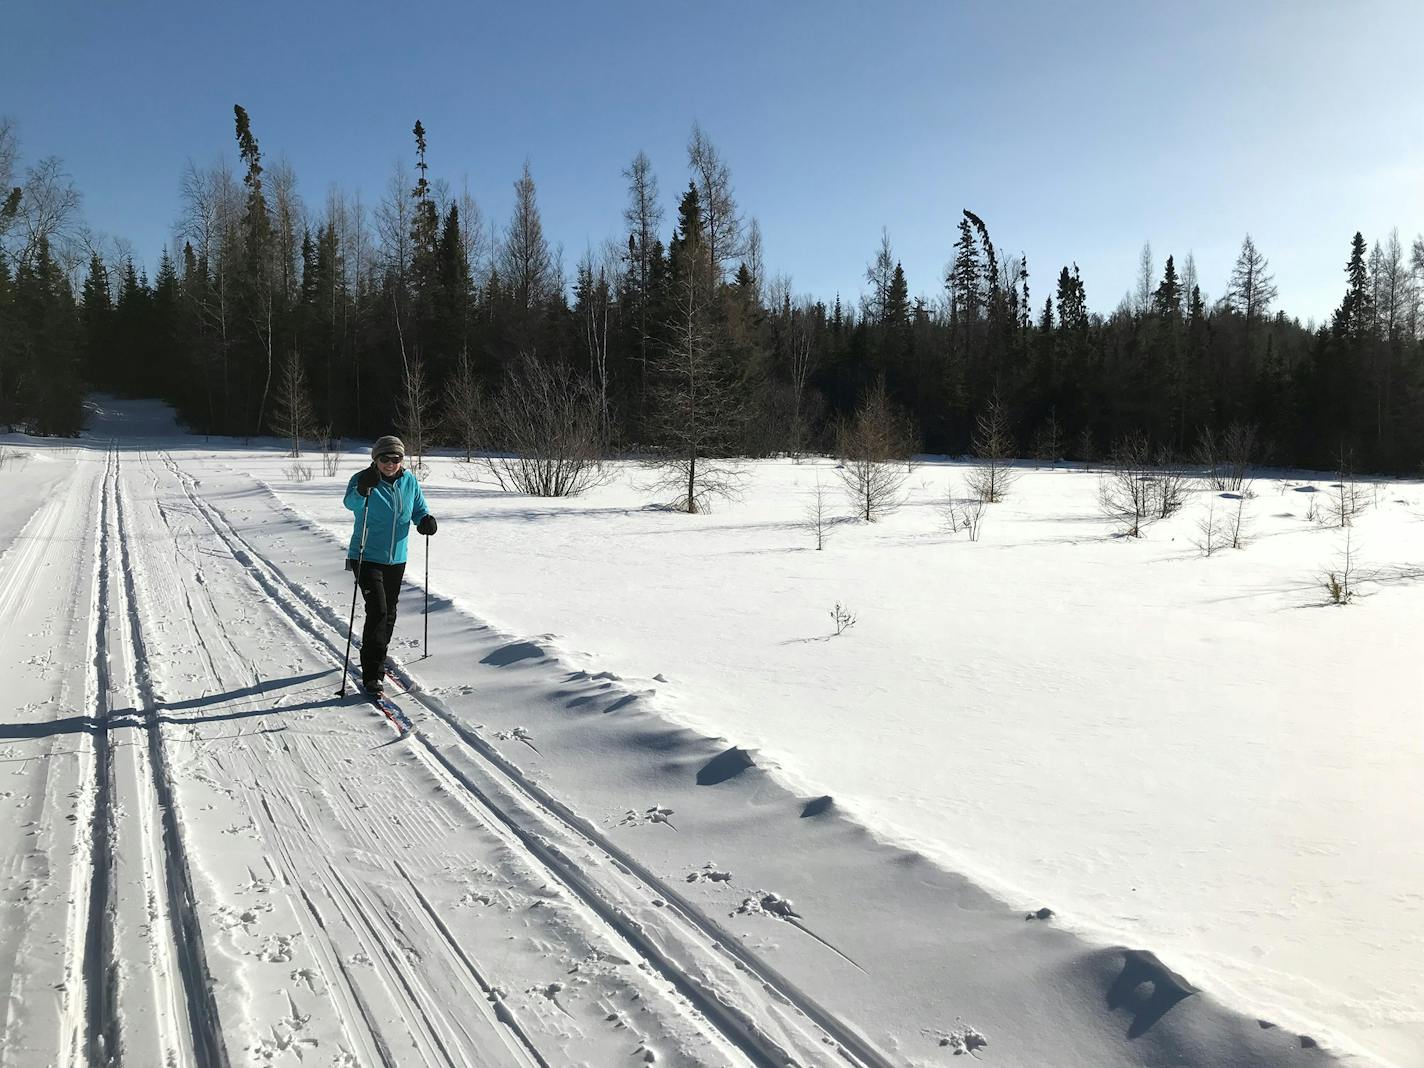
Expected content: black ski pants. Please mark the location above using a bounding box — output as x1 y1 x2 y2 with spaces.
354 560 406 682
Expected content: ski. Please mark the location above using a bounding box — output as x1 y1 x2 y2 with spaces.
383 669 417 695
364 690 415 735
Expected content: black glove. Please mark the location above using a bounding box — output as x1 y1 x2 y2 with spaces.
356 465 380 497
417 514 437 536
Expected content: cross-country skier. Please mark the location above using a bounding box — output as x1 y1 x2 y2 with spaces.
344 435 437 694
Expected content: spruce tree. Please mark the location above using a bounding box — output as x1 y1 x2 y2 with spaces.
1153 255 1182 318
80 252 112 388
234 104 276 436
1332 232 1373 342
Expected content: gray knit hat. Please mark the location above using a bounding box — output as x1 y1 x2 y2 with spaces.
370 435 406 460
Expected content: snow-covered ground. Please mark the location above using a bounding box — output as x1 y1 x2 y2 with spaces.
0 396 1414 1067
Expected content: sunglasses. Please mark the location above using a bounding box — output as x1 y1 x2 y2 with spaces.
377 453 403 464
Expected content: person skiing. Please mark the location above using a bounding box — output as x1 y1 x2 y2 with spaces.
344 435 436 694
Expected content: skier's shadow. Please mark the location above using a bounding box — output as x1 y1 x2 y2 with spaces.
0 670 345 740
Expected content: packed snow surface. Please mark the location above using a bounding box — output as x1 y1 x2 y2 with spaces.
0 397 1415 1067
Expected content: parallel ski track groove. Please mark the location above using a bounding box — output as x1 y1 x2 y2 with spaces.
83 446 121 1066
252 787 395 1068
112 454 231 1068
153 453 543 1068
391 860 554 1068
162 450 896 1068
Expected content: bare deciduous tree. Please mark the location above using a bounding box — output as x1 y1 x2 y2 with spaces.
1227 491 1251 549
1135 240 1154 316
1320 525 1358 605
396 352 434 476
837 380 913 522
966 393 1018 503
1325 450 1367 528
1032 410 1063 467
576 247 615 444
376 159 414 285
1193 496 1226 556
687 123 744 282
270 349 317 457
1099 432 1156 537
803 478 833 550
622 150 663 434
442 349 485 463
787 297 818 457
483 354 604 496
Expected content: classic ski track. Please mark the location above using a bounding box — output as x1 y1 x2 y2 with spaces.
110 454 232 1068
138 451 548 1068
159 449 896 1068
81 445 121 1066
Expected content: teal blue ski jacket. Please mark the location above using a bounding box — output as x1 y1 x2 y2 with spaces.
344 467 431 565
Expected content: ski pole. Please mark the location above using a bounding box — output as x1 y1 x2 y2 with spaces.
338 492 372 696
422 532 429 659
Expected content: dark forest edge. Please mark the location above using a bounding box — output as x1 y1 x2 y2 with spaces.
2 109 1422 479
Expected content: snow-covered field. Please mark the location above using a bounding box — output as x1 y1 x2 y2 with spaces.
0 396 1416 1067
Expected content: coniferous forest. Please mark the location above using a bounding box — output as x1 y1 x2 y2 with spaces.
3 108 1424 475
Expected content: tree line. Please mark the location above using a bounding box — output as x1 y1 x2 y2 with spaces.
2 109 1423 476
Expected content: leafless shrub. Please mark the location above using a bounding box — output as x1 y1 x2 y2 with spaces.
1098 432 1155 537
1324 453 1367 528
829 602 857 636
943 487 988 541
317 426 340 477
836 381 914 522
482 353 606 497
1194 423 1257 491
283 461 313 483
1153 448 1190 518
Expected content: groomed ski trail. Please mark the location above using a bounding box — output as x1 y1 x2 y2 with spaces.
154 448 900 1068
111 448 765 1067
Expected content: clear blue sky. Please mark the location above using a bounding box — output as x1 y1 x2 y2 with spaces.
4 0 1421 324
